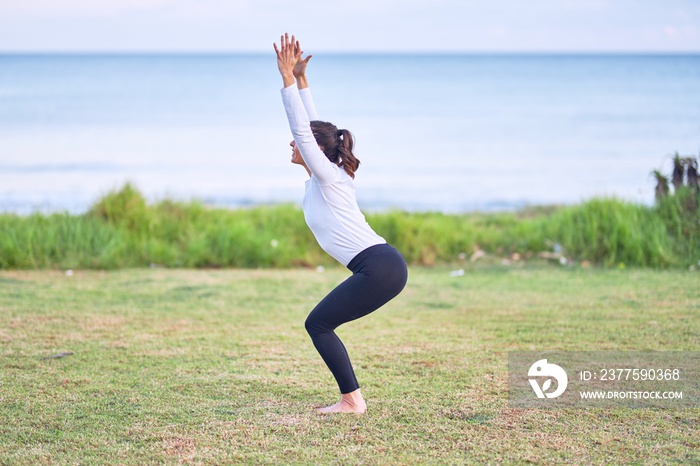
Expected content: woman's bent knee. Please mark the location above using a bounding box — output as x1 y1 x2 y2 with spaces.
305 314 329 336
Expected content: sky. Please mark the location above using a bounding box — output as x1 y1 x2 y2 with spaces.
0 0 698 53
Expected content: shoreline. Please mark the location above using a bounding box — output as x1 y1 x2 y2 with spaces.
0 193 643 217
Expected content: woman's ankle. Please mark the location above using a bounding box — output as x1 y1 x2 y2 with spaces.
342 388 365 405
342 389 366 408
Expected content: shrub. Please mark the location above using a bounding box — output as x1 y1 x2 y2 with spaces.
1 185 698 269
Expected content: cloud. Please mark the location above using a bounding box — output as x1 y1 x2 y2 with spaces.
0 0 249 18
664 26 679 38
0 0 698 51
490 26 508 38
0 0 172 16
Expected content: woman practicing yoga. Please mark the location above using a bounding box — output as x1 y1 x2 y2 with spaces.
274 33 408 414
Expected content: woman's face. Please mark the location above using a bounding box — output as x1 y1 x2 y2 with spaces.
290 140 304 165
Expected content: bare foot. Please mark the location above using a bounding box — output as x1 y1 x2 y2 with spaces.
317 389 367 414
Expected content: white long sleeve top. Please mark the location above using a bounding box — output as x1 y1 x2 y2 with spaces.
281 84 385 266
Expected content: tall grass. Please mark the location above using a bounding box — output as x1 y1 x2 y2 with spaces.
544 198 676 267
0 184 697 269
654 187 700 263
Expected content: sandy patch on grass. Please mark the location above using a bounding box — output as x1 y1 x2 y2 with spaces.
163 435 198 461
137 347 188 357
80 316 126 332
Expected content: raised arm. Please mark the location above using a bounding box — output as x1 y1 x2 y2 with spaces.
280 87 337 183
293 39 318 120
275 34 337 183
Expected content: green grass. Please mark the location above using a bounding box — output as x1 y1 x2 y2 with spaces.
1 183 699 269
1 265 698 464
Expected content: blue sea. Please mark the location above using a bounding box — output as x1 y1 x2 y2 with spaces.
1 54 699 214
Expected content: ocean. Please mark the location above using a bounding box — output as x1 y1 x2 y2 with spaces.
1 53 698 214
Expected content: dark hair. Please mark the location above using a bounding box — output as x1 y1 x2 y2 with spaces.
309 120 360 179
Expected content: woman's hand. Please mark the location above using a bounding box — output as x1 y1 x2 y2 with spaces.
273 33 301 88
293 40 312 90
293 40 312 77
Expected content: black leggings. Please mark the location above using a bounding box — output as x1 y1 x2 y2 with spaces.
304 243 408 394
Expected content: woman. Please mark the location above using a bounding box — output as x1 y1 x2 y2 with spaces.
274 33 408 414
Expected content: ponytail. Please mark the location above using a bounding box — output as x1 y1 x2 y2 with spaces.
310 121 361 179
337 129 360 179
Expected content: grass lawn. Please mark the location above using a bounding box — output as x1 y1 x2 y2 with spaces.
1 265 698 464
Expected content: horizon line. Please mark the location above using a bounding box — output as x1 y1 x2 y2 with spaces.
1 50 699 56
